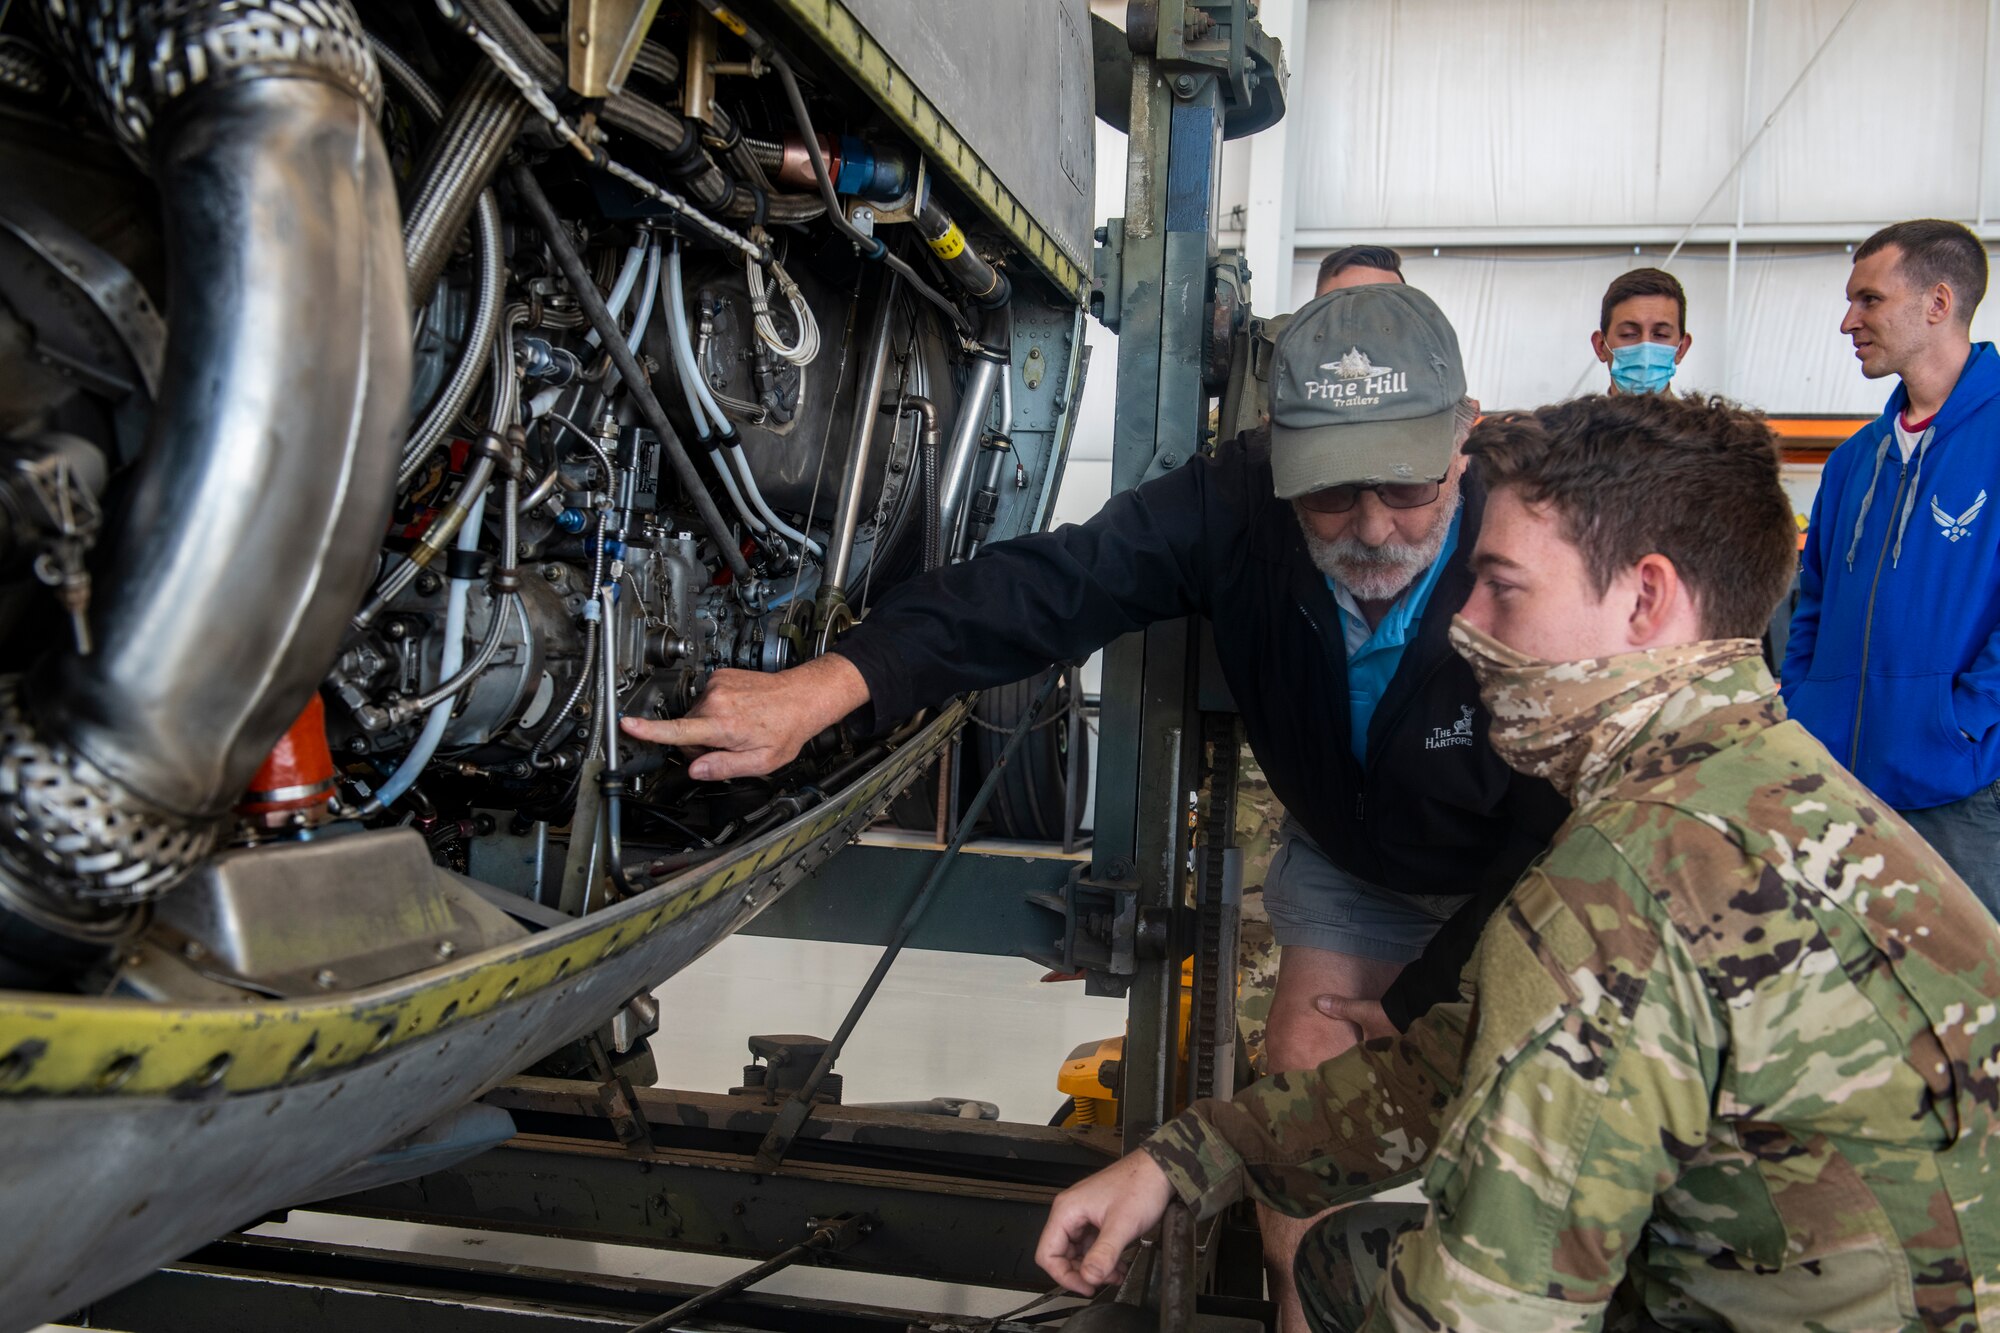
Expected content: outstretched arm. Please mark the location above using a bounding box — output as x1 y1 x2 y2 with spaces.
623 454 1226 779
621 654 870 781
1033 995 1470 1294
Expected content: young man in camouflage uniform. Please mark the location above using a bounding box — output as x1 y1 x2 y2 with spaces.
1036 392 2000 1330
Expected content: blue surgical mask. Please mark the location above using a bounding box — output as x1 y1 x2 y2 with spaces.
1607 341 1679 395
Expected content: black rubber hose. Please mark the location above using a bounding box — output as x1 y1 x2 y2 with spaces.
769 55 972 336
509 163 756 590
915 196 1011 308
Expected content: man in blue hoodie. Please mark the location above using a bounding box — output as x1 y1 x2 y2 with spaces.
1784 219 2000 916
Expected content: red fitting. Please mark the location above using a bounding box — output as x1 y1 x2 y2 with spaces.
776 133 841 193
238 694 338 829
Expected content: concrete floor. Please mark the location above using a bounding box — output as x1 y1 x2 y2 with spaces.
253 934 1133 1320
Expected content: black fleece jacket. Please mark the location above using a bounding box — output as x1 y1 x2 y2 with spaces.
833 432 1568 1026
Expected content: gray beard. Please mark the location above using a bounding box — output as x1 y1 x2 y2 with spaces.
1296 490 1462 603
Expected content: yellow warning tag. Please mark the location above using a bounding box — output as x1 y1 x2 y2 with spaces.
928 223 967 262
710 6 748 36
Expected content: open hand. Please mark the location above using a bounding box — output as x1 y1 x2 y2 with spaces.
620 653 870 780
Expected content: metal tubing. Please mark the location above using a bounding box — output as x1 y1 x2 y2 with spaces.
598 530 637 900
518 463 563 513
821 273 899 598
509 164 755 589
1158 1199 1199 1332
48 85 409 821
397 392 523 722
881 396 941 570
627 1236 822 1333
937 327 1007 559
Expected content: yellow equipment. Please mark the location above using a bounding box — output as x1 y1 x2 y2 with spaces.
1052 957 1198 1128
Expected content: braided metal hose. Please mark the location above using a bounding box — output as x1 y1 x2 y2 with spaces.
404 61 527 308
39 0 381 155
461 0 740 213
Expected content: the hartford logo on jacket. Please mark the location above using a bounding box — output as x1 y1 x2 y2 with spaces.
1783 341 2000 809
1424 705 1477 750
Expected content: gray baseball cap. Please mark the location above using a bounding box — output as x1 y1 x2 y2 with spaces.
1268 284 1468 499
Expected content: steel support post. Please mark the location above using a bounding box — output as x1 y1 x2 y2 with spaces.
1094 7 1228 1154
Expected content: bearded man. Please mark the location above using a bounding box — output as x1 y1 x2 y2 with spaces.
1036 391 2000 1331
624 283 1568 1330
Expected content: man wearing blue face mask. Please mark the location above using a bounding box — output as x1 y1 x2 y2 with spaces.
1591 267 1692 395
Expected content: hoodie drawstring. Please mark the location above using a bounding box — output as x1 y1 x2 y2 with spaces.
1844 434 1893 570
1890 426 1935 567
1843 425 1935 570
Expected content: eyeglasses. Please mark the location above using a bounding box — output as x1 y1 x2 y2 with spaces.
1296 480 1442 514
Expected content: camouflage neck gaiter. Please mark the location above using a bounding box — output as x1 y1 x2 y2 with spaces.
1448 616 1762 803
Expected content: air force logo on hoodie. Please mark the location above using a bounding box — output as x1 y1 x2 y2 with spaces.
1932 489 1988 543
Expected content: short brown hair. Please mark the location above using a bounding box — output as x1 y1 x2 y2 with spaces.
1316 245 1404 289
1599 267 1687 334
1465 394 1794 639
1855 219 1988 323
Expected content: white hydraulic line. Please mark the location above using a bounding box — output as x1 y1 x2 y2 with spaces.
707 442 765 534
625 240 660 356
658 243 767 537
667 243 736 432
585 241 647 347
745 226 820 365
667 242 820 560
727 442 823 559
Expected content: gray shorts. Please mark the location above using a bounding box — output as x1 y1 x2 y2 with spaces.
1261 819 1470 962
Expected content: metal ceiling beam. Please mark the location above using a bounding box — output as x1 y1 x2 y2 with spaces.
1275 221 2000 250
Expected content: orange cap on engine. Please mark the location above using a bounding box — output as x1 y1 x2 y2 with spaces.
238 694 338 827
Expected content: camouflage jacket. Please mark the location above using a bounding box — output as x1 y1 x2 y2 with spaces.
1144 655 2000 1331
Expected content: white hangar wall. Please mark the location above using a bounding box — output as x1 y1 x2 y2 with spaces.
1066 0 2000 524
1228 0 2000 415
1058 0 1999 807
